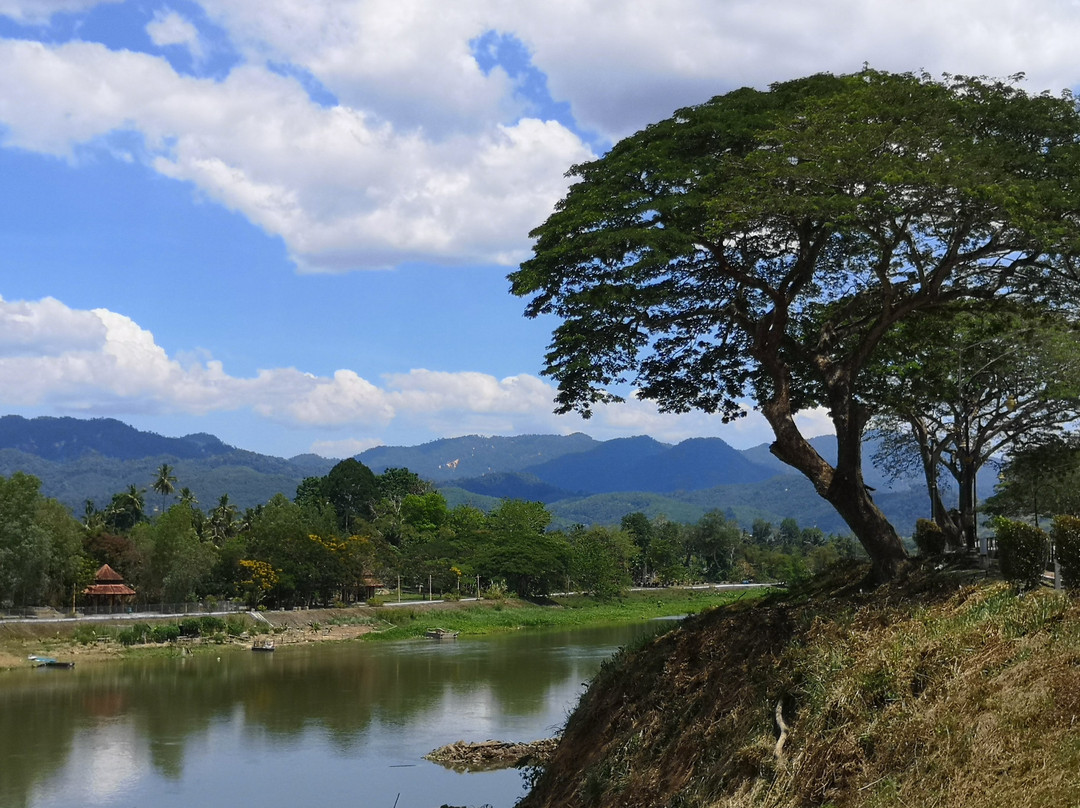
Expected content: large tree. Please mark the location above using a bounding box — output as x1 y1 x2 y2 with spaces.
986 438 1080 525
511 70 1080 581
866 304 1080 548
321 458 380 532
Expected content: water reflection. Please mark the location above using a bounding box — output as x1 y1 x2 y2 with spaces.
0 621 669 808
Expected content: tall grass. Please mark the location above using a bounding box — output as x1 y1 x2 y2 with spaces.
519 564 1080 808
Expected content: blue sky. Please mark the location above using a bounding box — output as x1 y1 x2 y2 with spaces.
2 0 1079 459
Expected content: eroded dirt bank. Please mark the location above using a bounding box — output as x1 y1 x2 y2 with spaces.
519 563 1080 808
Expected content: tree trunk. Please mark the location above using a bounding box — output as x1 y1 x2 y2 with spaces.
763 394 909 584
823 469 909 582
956 459 981 553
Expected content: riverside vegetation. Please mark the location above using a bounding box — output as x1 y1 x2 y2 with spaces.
518 560 1080 808
0 459 859 615
0 586 758 670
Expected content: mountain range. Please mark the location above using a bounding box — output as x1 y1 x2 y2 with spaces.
0 414 966 535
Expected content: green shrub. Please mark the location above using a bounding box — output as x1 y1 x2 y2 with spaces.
1051 514 1080 588
199 615 225 635
481 581 508 601
116 622 152 646
150 623 181 643
72 625 99 645
225 617 246 636
995 517 1050 591
178 618 201 637
913 518 946 556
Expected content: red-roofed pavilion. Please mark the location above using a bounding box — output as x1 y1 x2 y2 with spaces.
83 564 136 612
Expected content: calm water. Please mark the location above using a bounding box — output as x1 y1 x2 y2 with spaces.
0 621 671 808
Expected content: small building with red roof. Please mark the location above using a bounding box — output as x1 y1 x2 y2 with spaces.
83 564 136 612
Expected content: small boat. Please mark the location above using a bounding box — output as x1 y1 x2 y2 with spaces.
425 628 459 640
251 638 275 652
28 655 75 669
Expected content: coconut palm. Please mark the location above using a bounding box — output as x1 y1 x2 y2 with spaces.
151 463 178 518
104 485 146 532
209 493 239 544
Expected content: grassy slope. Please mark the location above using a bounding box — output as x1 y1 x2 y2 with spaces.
354 588 761 641
520 562 1080 808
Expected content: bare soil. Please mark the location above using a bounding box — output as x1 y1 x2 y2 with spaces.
519 561 1080 808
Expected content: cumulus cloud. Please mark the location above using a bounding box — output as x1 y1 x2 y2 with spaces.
0 296 106 356
309 437 385 459
0 37 590 270
0 296 804 449
146 9 206 63
0 0 118 23
200 0 1080 141
2 1 1079 272
0 296 557 430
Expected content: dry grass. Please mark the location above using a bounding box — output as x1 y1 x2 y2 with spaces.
520 561 1080 808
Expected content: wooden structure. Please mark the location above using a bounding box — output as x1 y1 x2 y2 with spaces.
361 575 384 602
83 564 136 613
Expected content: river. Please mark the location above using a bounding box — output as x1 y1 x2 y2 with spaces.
0 621 673 808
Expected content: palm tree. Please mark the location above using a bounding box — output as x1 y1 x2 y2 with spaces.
209 493 239 544
178 487 198 508
82 499 105 533
104 485 146 532
152 463 178 517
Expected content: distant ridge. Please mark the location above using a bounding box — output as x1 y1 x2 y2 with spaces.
0 415 233 461
357 432 599 481
0 414 943 534
0 415 335 512
521 436 777 495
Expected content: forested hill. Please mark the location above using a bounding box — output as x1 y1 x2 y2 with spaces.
0 415 234 460
0 414 946 535
0 415 337 513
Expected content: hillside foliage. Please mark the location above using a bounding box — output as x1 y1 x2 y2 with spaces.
0 453 862 610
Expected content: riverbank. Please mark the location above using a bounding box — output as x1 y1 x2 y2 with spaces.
519 561 1080 808
0 585 765 672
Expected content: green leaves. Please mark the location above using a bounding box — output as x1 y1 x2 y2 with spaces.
513 68 1080 577
514 69 1080 418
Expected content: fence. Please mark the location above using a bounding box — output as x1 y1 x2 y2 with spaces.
0 600 247 621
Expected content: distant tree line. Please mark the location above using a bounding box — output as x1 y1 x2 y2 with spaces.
0 459 862 610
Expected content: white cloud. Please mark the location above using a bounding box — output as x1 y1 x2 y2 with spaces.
0 296 804 449
0 38 590 270
384 369 554 413
0 0 119 23
0 295 105 355
146 10 205 63
201 0 1080 143
308 437 384 458
3 1 1080 273
200 0 512 133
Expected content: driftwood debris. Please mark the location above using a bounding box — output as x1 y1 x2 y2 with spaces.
774 698 790 759
425 738 559 771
